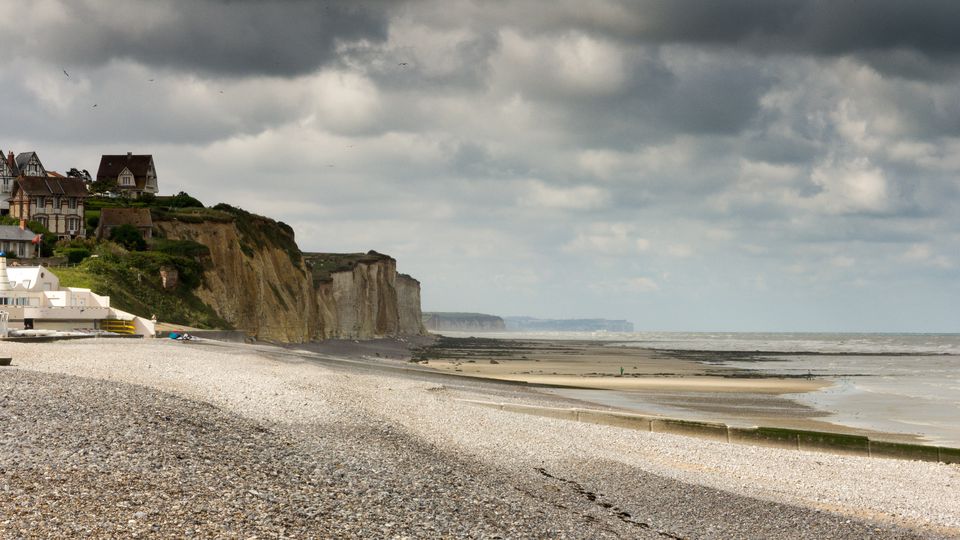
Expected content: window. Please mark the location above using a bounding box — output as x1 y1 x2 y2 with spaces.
54 197 61 209
36 196 45 208
36 216 48 228
69 198 77 209
0 297 7 306
67 217 80 232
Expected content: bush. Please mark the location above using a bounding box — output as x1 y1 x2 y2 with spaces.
109 224 147 251
61 247 91 264
151 238 210 259
168 191 204 208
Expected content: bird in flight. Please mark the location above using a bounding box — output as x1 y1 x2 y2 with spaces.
398 62 408 66
92 104 97 108
63 69 70 77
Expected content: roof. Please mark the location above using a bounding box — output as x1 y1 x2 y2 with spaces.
14 176 89 197
0 225 37 241
5 266 56 291
15 152 39 171
0 149 11 176
97 154 154 180
99 207 153 228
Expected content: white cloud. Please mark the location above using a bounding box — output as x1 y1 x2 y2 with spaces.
831 255 856 268
562 223 649 255
518 180 608 210
491 29 627 97
624 277 660 292
589 276 660 294
902 243 953 268
306 70 382 134
803 158 889 214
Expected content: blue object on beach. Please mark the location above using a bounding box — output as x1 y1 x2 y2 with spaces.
169 332 180 339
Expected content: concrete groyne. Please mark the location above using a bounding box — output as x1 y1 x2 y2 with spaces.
460 399 960 464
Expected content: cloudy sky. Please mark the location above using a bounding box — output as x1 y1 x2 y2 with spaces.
2 0 959 332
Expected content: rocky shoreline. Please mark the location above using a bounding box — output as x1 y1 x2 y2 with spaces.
0 339 957 538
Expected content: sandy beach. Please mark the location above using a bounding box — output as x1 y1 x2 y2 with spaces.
416 336 934 441
0 338 958 538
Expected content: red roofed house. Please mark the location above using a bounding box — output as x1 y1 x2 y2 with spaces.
96 152 158 198
8 176 88 240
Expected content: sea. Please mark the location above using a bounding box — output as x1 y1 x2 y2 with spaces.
445 331 960 446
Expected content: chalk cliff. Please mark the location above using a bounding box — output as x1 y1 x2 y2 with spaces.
422 312 506 332
153 206 424 342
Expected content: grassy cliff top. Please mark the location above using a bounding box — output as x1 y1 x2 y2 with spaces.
304 251 393 284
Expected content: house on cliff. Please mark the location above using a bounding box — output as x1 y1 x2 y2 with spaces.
0 151 18 215
8 176 88 240
96 207 153 240
0 150 49 215
96 153 158 198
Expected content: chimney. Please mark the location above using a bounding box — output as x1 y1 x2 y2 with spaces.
7 151 13 168
18 218 25 231
127 151 132 157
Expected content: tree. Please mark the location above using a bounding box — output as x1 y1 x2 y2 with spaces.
168 191 204 208
109 224 147 251
25 220 56 257
89 176 117 194
66 168 93 182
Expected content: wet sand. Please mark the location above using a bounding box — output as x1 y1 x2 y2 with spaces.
416 336 923 443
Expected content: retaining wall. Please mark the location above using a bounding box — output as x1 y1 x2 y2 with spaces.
459 399 960 465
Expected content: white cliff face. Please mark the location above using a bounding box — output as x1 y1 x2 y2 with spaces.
157 219 425 342
316 259 425 339
396 274 425 336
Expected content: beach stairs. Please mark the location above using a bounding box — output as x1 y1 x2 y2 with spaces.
100 319 136 335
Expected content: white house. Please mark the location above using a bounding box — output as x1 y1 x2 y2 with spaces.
0 255 155 336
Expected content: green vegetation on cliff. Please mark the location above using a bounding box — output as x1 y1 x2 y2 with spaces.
304 251 392 284
211 204 302 266
55 242 229 329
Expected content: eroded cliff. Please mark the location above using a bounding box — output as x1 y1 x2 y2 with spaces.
306 252 425 340
153 206 424 342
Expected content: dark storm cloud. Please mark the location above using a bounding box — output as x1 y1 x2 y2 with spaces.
21 0 390 76
565 1 960 58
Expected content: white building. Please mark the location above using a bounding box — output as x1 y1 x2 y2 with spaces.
0 255 155 336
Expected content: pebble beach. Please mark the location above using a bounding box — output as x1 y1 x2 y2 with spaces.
1 338 958 538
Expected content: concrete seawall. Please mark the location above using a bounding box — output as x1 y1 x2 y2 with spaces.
462 399 960 464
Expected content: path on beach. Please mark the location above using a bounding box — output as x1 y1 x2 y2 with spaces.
1 339 957 538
